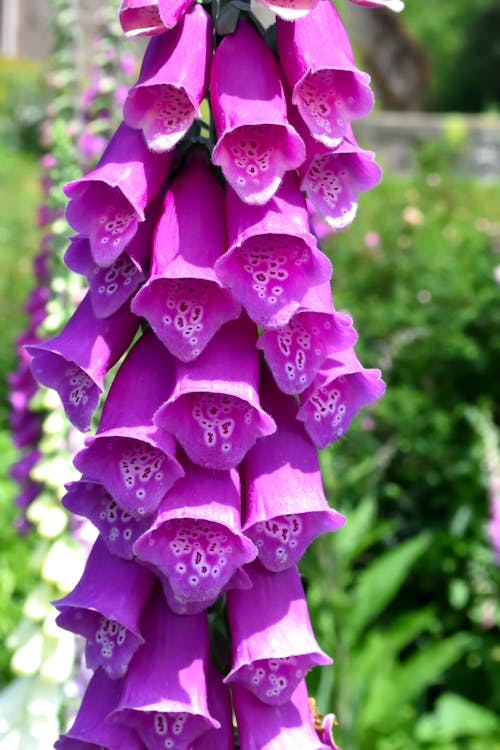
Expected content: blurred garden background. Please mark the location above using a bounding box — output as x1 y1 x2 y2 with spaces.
0 1 499 749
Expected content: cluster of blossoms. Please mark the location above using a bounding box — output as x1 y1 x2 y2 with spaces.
26 0 402 746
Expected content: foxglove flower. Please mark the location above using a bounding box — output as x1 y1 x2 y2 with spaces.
26 293 139 432
119 0 167 36
154 316 276 470
132 153 241 361
9 448 41 485
62 480 151 560
190 663 233 749
233 680 328 750
55 668 146 750
298 347 385 448
255 0 320 22
348 0 404 9
74 332 183 517
109 587 218 748
226 561 331 705
54 536 155 679
124 5 212 153
64 122 173 267
134 456 257 610
216 174 331 328
258 281 357 394
242 372 345 571
158 563 252 616
158 0 197 28
210 19 305 205
277 0 374 148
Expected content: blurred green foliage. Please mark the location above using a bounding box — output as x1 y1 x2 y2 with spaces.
0 58 45 151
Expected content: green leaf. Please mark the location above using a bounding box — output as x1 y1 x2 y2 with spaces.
415 692 500 742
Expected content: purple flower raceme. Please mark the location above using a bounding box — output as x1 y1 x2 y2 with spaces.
134 455 257 612
255 0 320 22
132 153 241 361
26 293 139 432
64 122 173 267
298 347 386 449
154 316 276 470
215 173 332 329
233 680 329 750
226 561 331 705
277 0 374 148
258 280 357 394
55 667 146 750
54 536 155 679
210 19 305 205
73 331 183 517
242 371 345 571
124 5 212 152
109 586 219 749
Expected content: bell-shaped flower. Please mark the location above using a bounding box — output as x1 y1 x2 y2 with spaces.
134 455 257 610
26 293 139 432
215 174 331 329
258 281 357 394
158 0 196 28
63 480 151 560
64 122 173 268
11 410 41 449
15 479 43 510
157 564 252 616
55 668 146 750
297 119 382 231
9 448 41 484
277 1 374 148
53 536 155 679
242 373 345 571
74 332 184 518
119 0 167 37
254 0 320 22
226 561 331 705
124 6 212 153
233 680 328 749
190 664 234 749
109 587 218 749
210 19 305 205
154 316 276 470
298 347 385 449
348 0 404 10
132 153 240 361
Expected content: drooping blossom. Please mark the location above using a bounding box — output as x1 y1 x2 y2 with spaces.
254 0 320 22
132 152 241 360
54 536 155 679
119 0 167 36
73 331 183 517
215 173 331 328
134 455 257 612
64 122 173 267
109 587 219 749
124 5 212 152
277 0 373 148
210 19 305 205
242 371 345 571
154 316 276 470
225 561 331 705
26 293 139 432
298 347 386 449
258 281 357 394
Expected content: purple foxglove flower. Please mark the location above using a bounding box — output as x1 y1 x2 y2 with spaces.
154 317 276 470
134 456 257 609
158 563 252 615
215 174 331 329
255 0 320 21
190 664 233 750
242 373 345 571
11 410 42 448
298 347 385 449
124 5 212 153
258 281 357 394
225 561 331 705
348 0 404 10
74 332 183 518
55 668 146 750
233 680 328 750
26 293 139 432
9 448 41 484
297 118 382 231
210 19 305 205
277 1 374 149
64 122 173 267
158 0 196 28
109 587 218 748
119 0 167 36
53 536 155 679
15 480 43 509
63 480 151 560
77 130 108 163
132 153 240 361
